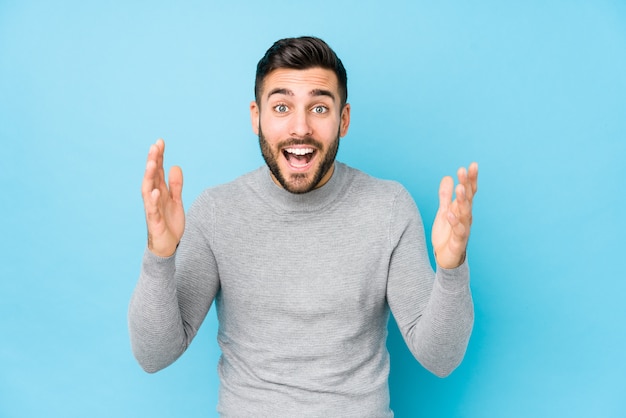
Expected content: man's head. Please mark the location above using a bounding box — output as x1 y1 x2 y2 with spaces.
251 36 351 194
255 36 348 108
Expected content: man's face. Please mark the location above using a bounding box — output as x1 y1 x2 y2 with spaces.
250 67 351 194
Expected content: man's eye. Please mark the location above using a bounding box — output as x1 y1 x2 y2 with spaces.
274 104 289 113
312 106 328 114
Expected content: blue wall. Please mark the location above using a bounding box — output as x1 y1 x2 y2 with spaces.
1 1 625 417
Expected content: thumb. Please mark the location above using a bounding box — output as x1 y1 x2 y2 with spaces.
438 176 453 214
168 165 184 201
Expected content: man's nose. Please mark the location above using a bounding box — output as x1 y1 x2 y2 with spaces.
289 109 313 138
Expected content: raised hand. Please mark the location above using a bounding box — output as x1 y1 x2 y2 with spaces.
432 162 478 269
141 139 185 257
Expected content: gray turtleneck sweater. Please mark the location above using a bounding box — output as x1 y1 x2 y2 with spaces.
128 162 473 417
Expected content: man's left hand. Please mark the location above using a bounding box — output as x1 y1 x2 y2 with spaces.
432 162 479 269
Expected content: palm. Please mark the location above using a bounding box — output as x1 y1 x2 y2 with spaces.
150 172 185 248
431 163 478 269
141 139 185 257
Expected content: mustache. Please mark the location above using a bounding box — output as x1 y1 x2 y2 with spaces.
277 137 324 149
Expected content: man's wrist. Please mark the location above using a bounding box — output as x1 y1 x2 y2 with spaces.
435 250 466 270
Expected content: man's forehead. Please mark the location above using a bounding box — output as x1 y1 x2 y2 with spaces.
261 68 339 99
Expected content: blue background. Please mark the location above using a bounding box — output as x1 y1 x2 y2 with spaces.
1 1 625 417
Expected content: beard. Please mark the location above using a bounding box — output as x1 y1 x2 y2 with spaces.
258 126 340 194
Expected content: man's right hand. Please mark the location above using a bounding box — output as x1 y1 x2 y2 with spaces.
141 139 185 257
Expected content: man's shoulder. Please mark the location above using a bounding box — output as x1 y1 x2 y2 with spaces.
191 166 265 207
340 162 409 199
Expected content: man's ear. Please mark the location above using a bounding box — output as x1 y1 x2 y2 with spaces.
339 103 351 137
250 101 260 135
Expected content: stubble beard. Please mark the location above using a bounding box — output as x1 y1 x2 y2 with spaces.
258 126 340 194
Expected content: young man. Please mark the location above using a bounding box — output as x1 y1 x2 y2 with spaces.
129 36 478 417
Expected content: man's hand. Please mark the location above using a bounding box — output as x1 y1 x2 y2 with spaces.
141 139 185 257
432 162 478 269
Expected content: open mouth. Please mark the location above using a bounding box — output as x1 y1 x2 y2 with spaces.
282 147 316 170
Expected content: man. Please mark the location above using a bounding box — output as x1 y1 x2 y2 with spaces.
129 36 478 417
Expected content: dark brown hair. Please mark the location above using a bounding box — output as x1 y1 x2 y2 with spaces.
255 36 348 107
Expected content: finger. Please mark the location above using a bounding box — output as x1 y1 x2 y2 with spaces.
145 140 164 172
447 184 463 225
454 183 473 227
459 162 478 203
446 207 469 250
155 138 165 168
438 176 454 214
168 165 184 202
142 162 159 204
144 139 165 190
447 202 469 246
456 165 475 203
457 166 467 184
142 141 167 221
146 188 162 218
141 149 159 198
468 162 479 197
154 139 166 190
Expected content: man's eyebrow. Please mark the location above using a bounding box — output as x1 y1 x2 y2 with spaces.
267 88 293 98
310 89 336 102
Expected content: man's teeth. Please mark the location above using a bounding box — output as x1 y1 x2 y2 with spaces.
285 147 314 155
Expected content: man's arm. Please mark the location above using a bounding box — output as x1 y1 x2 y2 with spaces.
128 251 187 373
387 164 477 377
128 139 218 373
128 227 220 373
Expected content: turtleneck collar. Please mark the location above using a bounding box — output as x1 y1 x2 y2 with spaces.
252 161 349 214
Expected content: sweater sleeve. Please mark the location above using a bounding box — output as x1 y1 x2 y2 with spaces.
128 194 220 373
385 187 474 377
